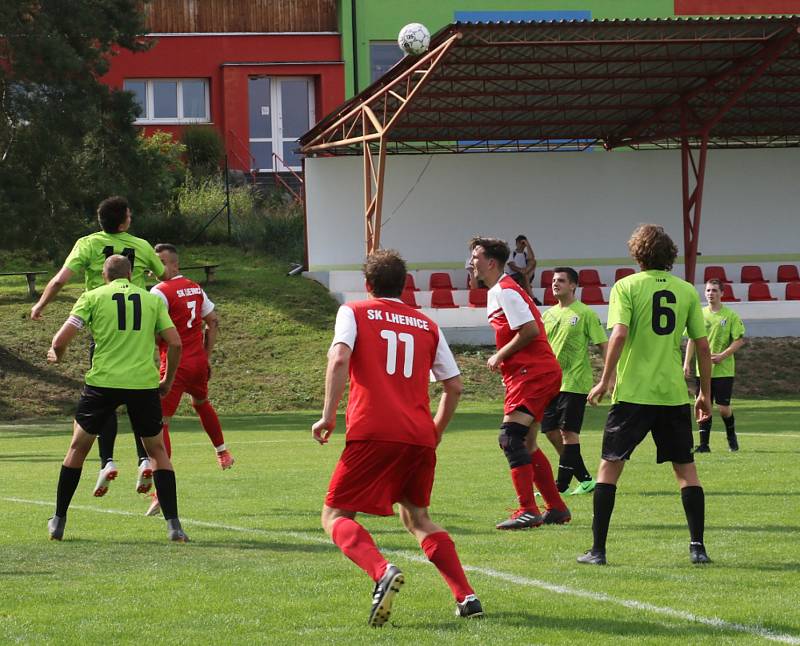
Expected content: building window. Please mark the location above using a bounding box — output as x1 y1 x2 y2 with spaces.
370 42 404 83
123 79 210 123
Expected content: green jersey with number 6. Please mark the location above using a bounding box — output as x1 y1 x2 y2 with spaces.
64 231 164 291
71 279 175 389
607 270 706 405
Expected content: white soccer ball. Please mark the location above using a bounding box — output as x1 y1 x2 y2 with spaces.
398 23 430 56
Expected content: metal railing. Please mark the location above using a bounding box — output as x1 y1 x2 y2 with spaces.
271 151 305 205
226 129 258 185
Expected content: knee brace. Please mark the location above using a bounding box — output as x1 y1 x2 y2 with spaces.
498 422 531 468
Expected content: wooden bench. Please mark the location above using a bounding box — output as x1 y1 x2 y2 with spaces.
0 270 49 299
182 264 220 284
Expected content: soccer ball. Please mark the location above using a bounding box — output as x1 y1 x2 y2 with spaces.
398 23 431 56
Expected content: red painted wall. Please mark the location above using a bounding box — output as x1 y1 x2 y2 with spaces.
102 34 345 171
675 0 800 13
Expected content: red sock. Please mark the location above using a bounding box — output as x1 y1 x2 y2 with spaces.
421 531 474 602
531 448 567 511
193 400 225 448
330 517 388 582
161 423 172 458
510 464 540 513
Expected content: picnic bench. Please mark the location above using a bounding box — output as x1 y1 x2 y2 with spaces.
182 264 220 284
0 271 49 299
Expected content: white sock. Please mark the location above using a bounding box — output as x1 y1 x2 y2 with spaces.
215 444 226 453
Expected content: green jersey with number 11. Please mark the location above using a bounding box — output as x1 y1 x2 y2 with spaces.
607 270 705 405
71 279 174 389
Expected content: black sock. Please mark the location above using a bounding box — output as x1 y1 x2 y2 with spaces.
153 469 178 521
698 416 711 446
592 483 617 553
55 465 82 517
570 443 592 482
722 415 735 434
681 486 705 544
556 448 575 492
97 414 118 467
134 433 149 463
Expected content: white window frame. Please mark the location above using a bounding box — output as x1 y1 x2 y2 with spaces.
125 78 211 124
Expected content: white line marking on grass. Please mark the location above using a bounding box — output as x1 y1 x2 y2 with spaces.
6 496 799 645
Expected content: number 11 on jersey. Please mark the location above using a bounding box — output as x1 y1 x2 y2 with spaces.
380 329 414 377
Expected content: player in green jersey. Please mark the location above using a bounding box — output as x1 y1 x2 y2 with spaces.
578 224 713 566
542 267 608 496
32 196 166 495
684 278 746 453
46 254 188 542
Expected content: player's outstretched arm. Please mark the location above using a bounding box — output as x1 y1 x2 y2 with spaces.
313 343 351 445
158 327 182 396
31 267 75 320
203 311 219 356
693 336 712 422
588 324 627 405
432 375 463 444
47 316 81 362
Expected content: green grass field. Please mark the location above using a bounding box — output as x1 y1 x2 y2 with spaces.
2 400 798 645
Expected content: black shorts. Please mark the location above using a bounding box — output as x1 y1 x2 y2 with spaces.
695 376 734 406
602 402 694 464
75 385 163 437
541 392 588 434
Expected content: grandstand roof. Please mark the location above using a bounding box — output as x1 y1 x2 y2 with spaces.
300 16 800 154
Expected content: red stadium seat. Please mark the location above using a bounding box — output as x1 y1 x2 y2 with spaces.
741 265 767 283
430 288 458 308
429 272 454 290
578 269 606 287
401 289 420 309
777 265 800 283
721 283 740 302
404 274 418 291
543 287 557 306
786 282 800 300
468 288 487 308
703 266 732 284
539 270 554 288
748 282 776 301
580 286 607 305
615 267 635 282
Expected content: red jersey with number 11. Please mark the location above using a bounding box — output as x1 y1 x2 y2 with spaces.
151 276 214 365
332 298 459 448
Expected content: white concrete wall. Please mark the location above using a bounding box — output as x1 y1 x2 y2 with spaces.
305 148 800 269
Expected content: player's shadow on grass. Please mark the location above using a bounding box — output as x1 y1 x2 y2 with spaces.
0 346 82 391
182 539 332 554
400 612 734 638
0 453 64 462
638 490 799 497
622 523 800 533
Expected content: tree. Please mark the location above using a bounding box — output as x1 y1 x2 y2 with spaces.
0 1 175 255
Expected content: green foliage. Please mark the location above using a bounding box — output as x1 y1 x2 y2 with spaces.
181 125 224 178
0 0 153 256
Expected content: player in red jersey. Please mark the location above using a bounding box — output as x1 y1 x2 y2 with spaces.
312 250 482 627
470 237 570 530
144 244 232 515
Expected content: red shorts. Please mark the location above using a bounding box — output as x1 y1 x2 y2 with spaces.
503 370 562 419
160 357 210 417
325 440 436 516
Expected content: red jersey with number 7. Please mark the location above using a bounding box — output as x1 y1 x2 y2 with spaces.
331 298 460 448
151 275 215 365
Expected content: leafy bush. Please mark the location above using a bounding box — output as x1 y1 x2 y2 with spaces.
182 126 224 178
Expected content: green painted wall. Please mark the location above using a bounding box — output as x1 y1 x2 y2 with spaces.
339 1 676 97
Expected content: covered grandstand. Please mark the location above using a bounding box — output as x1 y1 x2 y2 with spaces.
299 16 800 340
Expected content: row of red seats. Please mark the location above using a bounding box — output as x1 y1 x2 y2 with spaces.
704 264 800 284
400 282 800 309
397 265 800 293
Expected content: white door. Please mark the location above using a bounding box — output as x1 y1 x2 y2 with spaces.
248 77 315 172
